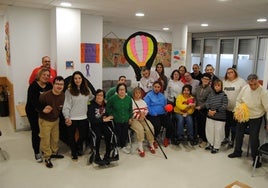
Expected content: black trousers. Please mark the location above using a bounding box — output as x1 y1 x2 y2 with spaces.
114 122 129 148
91 122 112 156
233 117 262 160
67 119 89 156
196 109 208 142
225 110 236 141
147 114 174 139
27 112 40 154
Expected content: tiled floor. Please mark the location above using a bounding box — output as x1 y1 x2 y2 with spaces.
0 117 267 188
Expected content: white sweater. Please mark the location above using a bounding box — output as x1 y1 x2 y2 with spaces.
223 77 246 111
236 84 268 120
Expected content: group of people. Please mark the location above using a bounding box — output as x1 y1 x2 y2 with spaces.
25 56 268 170
137 62 268 169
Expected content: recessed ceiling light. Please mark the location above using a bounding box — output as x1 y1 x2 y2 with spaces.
201 23 208 27
135 12 144 17
257 18 267 22
163 27 170 31
60 2 72 7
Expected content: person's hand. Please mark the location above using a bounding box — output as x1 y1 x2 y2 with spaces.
103 116 113 122
43 105 52 114
208 109 216 117
65 118 72 126
195 106 201 110
265 125 268 132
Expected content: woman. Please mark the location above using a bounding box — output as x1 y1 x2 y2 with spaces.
131 87 156 157
178 65 187 84
166 70 184 105
106 83 132 154
174 84 195 145
205 79 228 154
26 68 52 162
144 81 174 147
87 89 114 165
222 68 246 147
155 62 168 92
62 71 94 160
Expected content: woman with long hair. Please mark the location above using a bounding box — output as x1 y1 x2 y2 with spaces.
62 71 94 160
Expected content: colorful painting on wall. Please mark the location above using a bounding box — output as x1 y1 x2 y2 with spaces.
81 43 100 63
154 42 172 67
103 38 128 67
103 37 171 68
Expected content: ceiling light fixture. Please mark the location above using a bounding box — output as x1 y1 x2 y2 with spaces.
163 27 170 31
257 18 267 22
60 2 72 7
135 12 144 17
201 23 208 27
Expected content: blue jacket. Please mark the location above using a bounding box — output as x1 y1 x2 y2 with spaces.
144 90 167 116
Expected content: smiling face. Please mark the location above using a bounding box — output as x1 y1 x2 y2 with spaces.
152 82 161 93
42 56 51 69
73 74 83 88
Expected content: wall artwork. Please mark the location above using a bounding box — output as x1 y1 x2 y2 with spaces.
5 22 11 65
81 43 100 63
103 37 172 68
103 38 128 67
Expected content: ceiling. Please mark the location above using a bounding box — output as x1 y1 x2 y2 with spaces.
0 0 268 33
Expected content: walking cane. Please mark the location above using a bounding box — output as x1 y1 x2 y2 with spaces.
132 97 168 159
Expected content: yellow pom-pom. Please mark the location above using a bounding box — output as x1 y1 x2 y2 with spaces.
234 103 249 123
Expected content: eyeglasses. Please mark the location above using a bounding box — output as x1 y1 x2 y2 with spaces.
227 71 234 74
43 60 51 63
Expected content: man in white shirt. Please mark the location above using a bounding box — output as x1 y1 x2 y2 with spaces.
228 74 268 168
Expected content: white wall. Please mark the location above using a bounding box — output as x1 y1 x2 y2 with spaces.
103 25 173 87
7 6 51 130
81 14 103 90
0 16 6 76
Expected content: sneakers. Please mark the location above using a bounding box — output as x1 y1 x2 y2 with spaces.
35 153 43 163
148 146 156 154
228 152 242 158
163 138 169 147
205 145 213 151
199 141 207 148
228 141 234 148
45 158 53 168
94 155 107 166
221 138 229 146
153 141 158 149
72 155 78 161
121 146 131 154
51 153 64 159
138 149 145 157
211 148 219 154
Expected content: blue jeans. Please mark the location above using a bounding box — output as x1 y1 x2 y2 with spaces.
175 113 193 139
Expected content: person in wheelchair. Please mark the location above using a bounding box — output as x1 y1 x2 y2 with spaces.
174 84 196 145
87 89 115 166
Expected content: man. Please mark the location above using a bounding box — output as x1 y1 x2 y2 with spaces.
205 64 219 85
190 64 203 82
105 75 132 101
39 76 65 168
228 74 268 168
29 56 57 84
140 66 159 94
